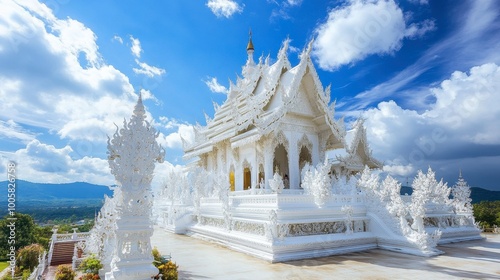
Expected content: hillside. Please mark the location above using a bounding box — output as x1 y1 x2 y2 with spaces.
0 180 113 209
400 186 500 204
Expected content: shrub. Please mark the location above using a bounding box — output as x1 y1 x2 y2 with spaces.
152 247 178 280
55 265 76 280
17 244 44 271
158 261 179 280
78 255 102 275
79 273 100 280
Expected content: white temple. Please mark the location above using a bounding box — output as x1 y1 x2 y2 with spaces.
151 36 486 263
183 36 381 192
150 36 483 262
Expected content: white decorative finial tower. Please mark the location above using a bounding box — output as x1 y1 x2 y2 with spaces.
105 93 165 280
246 29 255 66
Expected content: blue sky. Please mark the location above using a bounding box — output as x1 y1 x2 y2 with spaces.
1 0 499 190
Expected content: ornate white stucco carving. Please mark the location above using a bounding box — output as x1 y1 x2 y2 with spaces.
269 172 285 194
105 94 164 280
301 162 332 207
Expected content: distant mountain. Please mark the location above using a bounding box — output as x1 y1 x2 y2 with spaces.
400 186 500 204
0 180 113 204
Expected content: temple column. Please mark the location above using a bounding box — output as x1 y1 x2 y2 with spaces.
235 162 242 191
311 134 320 166
264 140 273 189
288 132 300 189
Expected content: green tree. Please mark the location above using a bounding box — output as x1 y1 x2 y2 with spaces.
473 201 500 227
17 244 44 272
0 213 36 258
34 225 53 250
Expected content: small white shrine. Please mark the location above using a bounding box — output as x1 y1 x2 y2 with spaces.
152 36 482 262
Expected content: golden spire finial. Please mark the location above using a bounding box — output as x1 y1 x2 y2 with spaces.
247 28 254 51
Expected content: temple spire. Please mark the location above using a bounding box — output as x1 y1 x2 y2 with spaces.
133 91 145 118
246 29 254 66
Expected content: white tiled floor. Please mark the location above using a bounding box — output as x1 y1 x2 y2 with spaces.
151 228 500 280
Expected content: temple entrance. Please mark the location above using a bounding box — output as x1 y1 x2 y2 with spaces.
243 168 251 190
299 146 312 173
273 144 289 188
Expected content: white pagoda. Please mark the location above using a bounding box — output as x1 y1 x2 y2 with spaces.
184 36 380 191
155 36 482 262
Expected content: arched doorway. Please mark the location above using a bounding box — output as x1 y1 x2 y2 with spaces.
229 165 235 191
273 144 289 188
243 160 251 190
258 164 265 187
299 146 312 188
299 146 312 173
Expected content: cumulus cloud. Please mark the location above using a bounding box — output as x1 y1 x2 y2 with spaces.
204 76 228 94
0 139 113 185
0 0 170 184
312 0 435 70
0 0 137 139
206 0 243 18
156 117 195 149
364 63 500 188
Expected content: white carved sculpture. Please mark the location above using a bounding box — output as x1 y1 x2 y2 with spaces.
301 162 332 207
105 94 165 280
269 172 285 194
452 172 473 214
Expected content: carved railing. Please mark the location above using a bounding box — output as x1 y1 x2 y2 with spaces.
229 193 365 206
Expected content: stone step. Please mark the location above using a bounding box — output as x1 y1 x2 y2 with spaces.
50 241 78 266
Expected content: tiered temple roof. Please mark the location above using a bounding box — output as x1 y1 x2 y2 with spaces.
184 37 380 170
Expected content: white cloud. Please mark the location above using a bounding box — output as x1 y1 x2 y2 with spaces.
206 0 243 18
286 0 302 6
204 76 228 94
127 35 166 78
408 0 428 5
336 1 500 113
405 19 436 39
364 63 500 186
0 120 37 143
140 88 161 105
0 139 113 185
312 0 435 71
0 0 137 140
133 59 166 78
0 0 172 184
113 35 123 44
270 0 303 21
383 164 414 177
156 122 195 150
130 35 142 58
